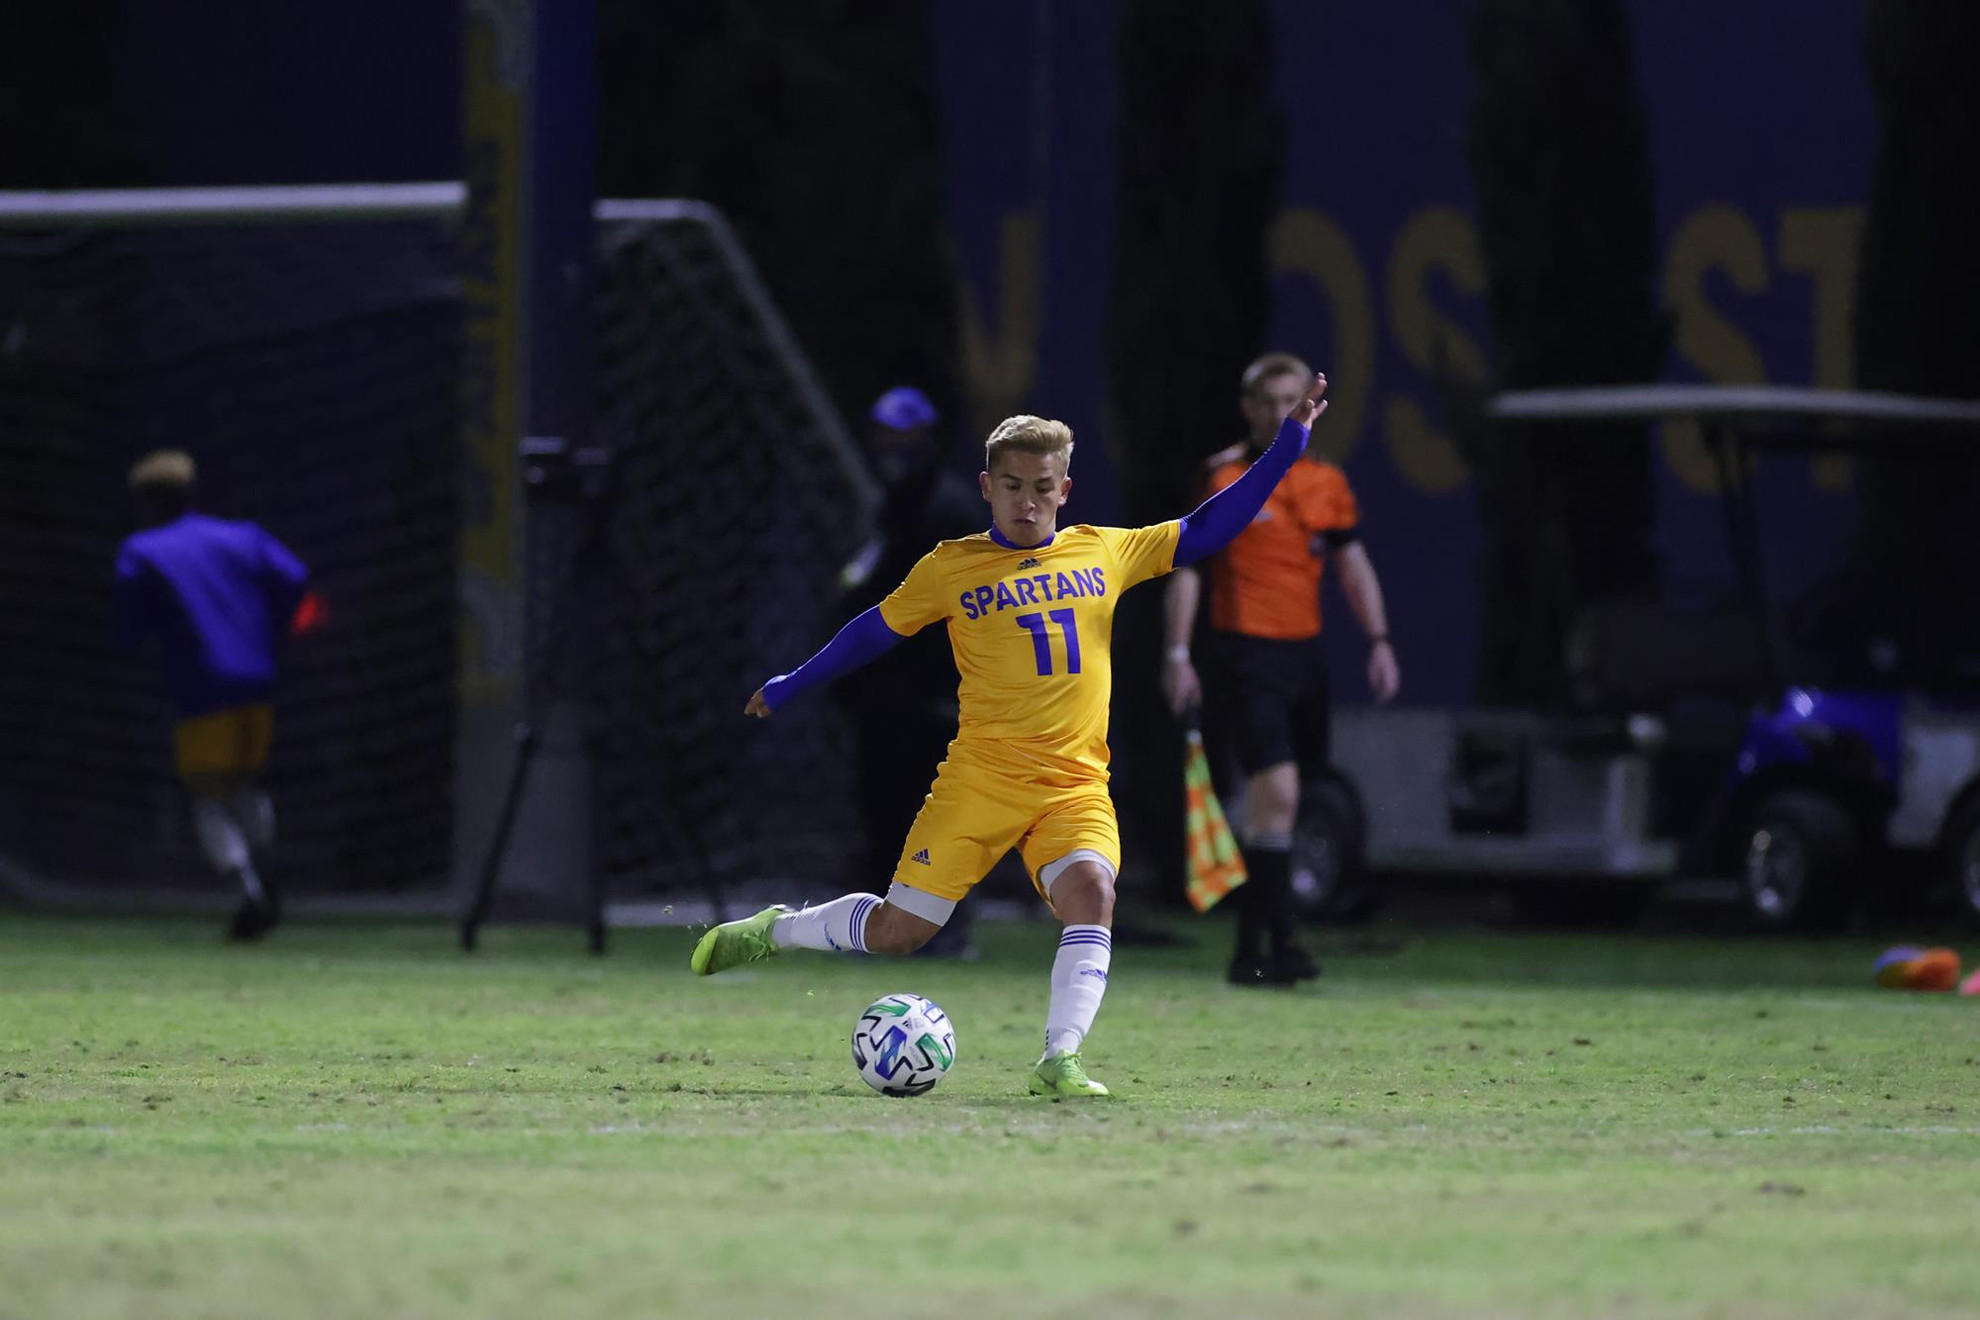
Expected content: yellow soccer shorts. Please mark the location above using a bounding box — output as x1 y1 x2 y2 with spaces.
892 756 1121 906
172 703 274 780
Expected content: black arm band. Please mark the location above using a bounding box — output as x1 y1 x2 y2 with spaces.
1320 526 1361 551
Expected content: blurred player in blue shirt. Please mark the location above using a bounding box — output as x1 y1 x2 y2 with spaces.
113 450 313 939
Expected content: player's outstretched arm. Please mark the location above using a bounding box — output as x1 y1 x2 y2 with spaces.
744 605 906 718
1173 373 1329 569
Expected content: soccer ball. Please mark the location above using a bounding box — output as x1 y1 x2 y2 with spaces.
851 993 957 1096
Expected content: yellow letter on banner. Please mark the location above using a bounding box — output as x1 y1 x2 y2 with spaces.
1662 205 1768 493
1269 208 1374 463
1383 206 1483 494
1781 206 1865 492
959 211 1042 442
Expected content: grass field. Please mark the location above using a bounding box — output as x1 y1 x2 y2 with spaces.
2 908 1978 1319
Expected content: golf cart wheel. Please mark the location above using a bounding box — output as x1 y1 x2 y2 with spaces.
1742 789 1856 931
1939 797 1980 929
1291 775 1380 924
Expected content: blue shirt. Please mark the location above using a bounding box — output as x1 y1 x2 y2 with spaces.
113 513 310 717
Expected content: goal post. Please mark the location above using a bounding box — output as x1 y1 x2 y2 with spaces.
0 183 469 227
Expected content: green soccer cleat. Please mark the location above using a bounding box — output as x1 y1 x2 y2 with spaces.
1028 1050 1111 1099
689 905 790 976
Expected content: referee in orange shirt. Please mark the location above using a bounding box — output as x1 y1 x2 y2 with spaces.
1163 352 1400 986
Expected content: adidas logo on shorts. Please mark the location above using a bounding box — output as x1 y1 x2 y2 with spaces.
910 848 932 865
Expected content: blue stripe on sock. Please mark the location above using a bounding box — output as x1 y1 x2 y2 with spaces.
850 897 876 953
1058 936 1113 950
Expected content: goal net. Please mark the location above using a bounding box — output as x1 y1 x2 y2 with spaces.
0 206 461 900
0 190 871 910
584 202 872 905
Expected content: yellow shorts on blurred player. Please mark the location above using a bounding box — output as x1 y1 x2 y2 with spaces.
172 703 274 780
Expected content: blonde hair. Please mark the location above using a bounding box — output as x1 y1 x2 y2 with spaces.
128 449 196 492
984 415 1074 472
1239 351 1312 398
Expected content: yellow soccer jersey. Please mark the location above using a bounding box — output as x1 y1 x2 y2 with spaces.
878 521 1183 783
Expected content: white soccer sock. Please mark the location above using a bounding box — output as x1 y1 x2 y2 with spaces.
772 893 881 953
229 787 275 851
192 799 250 875
1044 924 1113 1057
193 799 264 901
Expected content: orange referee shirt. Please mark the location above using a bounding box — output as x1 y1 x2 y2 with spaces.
1199 447 1360 640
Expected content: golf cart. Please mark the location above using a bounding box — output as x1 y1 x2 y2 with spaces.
1308 385 1980 930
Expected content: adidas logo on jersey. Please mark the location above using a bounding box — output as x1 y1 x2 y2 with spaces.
1017 557 1041 569
910 848 932 865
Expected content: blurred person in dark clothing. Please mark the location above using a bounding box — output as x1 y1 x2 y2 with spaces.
113 450 319 940
836 387 983 957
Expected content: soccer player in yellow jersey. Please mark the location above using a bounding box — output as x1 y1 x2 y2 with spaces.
693 374 1332 1097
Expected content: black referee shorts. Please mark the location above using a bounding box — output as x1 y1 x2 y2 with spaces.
1200 630 1332 789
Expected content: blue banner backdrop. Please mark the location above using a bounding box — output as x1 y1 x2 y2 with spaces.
933 0 1875 706
120 2 1880 710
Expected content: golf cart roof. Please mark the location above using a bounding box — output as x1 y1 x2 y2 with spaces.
1487 385 1980 429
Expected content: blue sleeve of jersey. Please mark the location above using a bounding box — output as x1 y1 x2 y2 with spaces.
1173 415 1311 568
761 605 906 712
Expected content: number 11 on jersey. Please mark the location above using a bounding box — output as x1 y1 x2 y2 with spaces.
1016 609 1082 676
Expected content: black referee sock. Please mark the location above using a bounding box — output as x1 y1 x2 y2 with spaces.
1233 878 1266 961
1242 843 1295 953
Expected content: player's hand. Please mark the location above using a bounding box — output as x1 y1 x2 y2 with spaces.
1368 640 1400 705
744 687 772 718
1290 372 1329 428
1162 655 1202 718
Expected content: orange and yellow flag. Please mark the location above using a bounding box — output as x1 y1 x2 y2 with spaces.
1183 727 1247 912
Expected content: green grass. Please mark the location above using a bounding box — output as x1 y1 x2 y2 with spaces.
2 910 1978 1319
